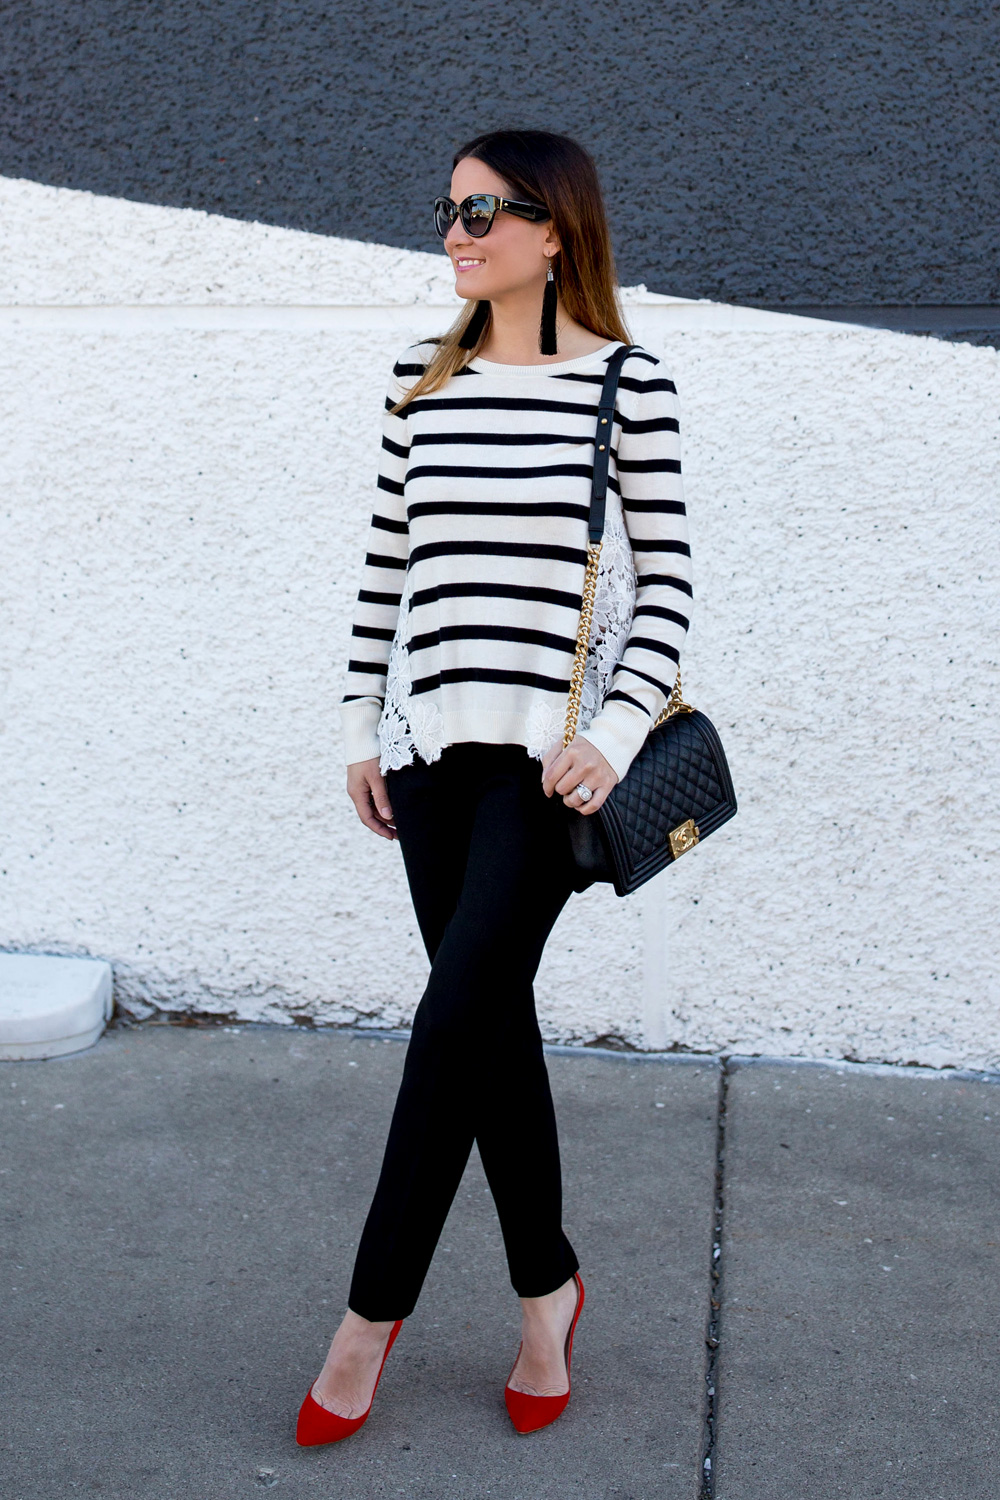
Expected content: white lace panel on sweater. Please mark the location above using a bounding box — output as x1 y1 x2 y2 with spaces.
377 491 637 775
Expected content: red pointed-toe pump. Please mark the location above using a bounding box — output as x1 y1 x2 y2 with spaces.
296 1319 403 1447
504 1273 585 1435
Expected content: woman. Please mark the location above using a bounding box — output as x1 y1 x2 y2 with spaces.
297 129 691 1443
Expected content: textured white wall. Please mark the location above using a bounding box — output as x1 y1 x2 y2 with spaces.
2 177 997 1066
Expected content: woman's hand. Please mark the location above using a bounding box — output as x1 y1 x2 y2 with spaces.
347 758 397 840
541 735 618 814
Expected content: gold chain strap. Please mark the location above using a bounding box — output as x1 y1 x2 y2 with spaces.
653 667 694 726
563 541 694 748
563 542 603 747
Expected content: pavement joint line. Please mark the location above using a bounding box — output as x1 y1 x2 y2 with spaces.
93 1018 1000 1085
17 1014 1000 1093
699 1057 729 1500
544 1042 718 1065
725 1052 1000 1086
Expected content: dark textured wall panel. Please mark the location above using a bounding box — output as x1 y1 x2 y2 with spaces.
1 0 997 307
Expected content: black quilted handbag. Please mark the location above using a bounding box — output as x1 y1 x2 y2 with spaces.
563 345 737 897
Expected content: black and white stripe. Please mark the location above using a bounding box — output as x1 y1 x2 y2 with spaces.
340 341 692 780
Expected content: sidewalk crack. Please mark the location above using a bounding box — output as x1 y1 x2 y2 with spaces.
700 1056 729 1498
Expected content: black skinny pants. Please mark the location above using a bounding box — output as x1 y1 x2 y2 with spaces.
348 741 581 1321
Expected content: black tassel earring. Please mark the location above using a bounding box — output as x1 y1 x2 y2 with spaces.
459 299 491 349
539 259 558 355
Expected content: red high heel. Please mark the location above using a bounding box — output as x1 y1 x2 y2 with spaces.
296 1320 403 1446
504 1273 584 1435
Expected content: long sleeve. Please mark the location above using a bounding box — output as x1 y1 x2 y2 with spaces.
577 356 693 781
338 364 412 765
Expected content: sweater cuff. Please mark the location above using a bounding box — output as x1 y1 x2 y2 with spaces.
339 700 383 766
577 699 652 783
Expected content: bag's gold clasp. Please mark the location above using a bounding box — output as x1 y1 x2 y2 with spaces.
669 819 700 859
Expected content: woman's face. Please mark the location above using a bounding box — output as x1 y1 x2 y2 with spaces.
444 156 558 303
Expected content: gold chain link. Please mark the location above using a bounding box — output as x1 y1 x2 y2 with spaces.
652 666 694 726
563 542 694 747
563 542 603 747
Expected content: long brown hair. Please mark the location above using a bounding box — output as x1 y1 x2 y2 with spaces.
393 130 630 410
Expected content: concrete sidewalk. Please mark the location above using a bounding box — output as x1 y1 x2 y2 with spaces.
1 1026 997 1499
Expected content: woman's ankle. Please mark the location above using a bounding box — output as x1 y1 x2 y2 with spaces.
337 1309 396 1344
519 1275 578 1319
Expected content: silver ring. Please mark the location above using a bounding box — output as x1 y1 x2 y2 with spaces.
575 782 593 803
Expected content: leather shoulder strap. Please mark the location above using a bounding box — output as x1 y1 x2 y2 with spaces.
589 343 639 545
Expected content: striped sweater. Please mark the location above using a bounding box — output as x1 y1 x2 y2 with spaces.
339 339 692 783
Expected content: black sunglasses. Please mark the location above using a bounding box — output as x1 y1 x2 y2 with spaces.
433 193 550 239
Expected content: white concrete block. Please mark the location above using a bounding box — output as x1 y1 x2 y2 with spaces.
0 955 113 1060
